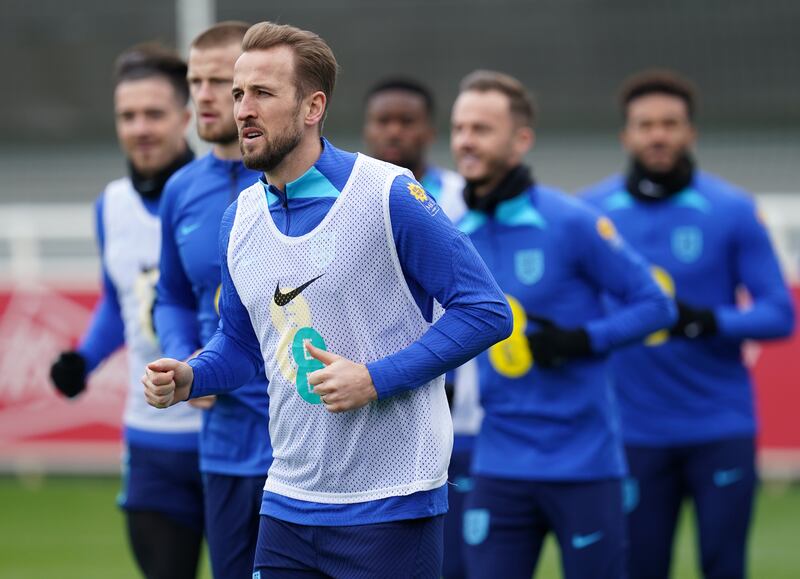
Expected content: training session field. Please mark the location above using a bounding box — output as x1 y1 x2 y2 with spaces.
1 475 798 578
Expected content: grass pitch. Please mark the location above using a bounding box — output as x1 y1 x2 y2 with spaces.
0 476 798 578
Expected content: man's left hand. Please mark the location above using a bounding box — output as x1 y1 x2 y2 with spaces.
306 343 378 412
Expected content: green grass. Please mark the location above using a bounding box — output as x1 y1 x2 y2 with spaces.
0 476 798 578
0 475 211 579
533 481 800 578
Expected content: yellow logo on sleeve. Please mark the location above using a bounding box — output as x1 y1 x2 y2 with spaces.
407 182 440 217
213 284 221 316
645 266 676 347
407 183 428 202
596 216 618 241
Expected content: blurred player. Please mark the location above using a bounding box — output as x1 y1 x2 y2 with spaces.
49 44 203 579
142 21 512 577
154 22 271 579
362 76 475 578
582 69 795 579
451 70 675 579
364 77 466 222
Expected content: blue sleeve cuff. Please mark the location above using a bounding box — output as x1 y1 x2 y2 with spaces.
584 320 609 354
187 355 222 398
366 357 405 400
714 302 795 341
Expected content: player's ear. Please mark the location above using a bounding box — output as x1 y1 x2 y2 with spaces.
424 121 436 144
305 91 327 128
181 106 192 130
513 125 534 158
619 124 632 154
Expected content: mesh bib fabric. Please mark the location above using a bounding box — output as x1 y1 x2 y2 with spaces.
228 155 452 503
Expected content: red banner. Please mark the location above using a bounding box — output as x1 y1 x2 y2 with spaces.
0 284 797 473
752 287 800 449
0 285 126 472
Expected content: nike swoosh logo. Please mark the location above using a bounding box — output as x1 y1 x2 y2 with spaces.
572 531 604 550
179 223 201 237
713 468 744 487
274 274 324 306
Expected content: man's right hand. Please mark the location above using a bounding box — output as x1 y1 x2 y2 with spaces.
142 358 193 409
50 351 87 399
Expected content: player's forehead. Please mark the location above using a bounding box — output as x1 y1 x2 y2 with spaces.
188 42 241 79
233 46 296 88
451 89 512 124
626 93 690 123
367 90 428 117
114 77 180 112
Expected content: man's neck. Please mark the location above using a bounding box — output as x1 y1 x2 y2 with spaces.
265 135 323 191
213 140 242 161
471 172 505 198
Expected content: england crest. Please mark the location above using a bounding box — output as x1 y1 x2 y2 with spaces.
514 249 544 285
671 226 703 263
463 508 490 546
310 230 337 269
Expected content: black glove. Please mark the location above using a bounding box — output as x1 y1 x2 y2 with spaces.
527 317 592 369
671 301 717 339
50 351 87 398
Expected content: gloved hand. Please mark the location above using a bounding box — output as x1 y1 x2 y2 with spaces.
527 316 592 369
671 301 717 339
50 351 87 398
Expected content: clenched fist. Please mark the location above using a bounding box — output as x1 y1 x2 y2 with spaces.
142 358 194 409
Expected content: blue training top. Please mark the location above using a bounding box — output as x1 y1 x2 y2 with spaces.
459 184 675 480
186 139 512 525
155 152 272 476
582 171 794 446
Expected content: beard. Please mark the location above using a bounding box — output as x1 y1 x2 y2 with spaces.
241 101 305 172
241 123 303 172
461 152 512 191
198 122 239 146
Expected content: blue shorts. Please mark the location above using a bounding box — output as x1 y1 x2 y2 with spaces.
253 514 444 578
463 476 626 579
625 437 756 579
443 435 474 579
204 473 266 579
118 443 204 532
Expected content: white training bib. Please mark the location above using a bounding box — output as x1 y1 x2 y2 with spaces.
436 168 468 223
102 178 201 434
228 155 452 503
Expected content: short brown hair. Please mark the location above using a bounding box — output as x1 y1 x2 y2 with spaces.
459 70 536 128
113 42 189 105
620 69 697 121
191 21 250 50
242 21 338 109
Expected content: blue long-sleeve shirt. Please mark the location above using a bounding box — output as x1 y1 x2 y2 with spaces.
187 139 512 525
459 185 676 480
155 153 271 476
582 171 795 446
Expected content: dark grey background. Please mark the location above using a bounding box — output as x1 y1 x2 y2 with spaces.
2 0 798 201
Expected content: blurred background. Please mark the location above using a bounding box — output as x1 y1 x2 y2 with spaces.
0 1 798 577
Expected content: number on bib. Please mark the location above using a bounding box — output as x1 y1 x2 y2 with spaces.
488 294 534 377
291 327 327 404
